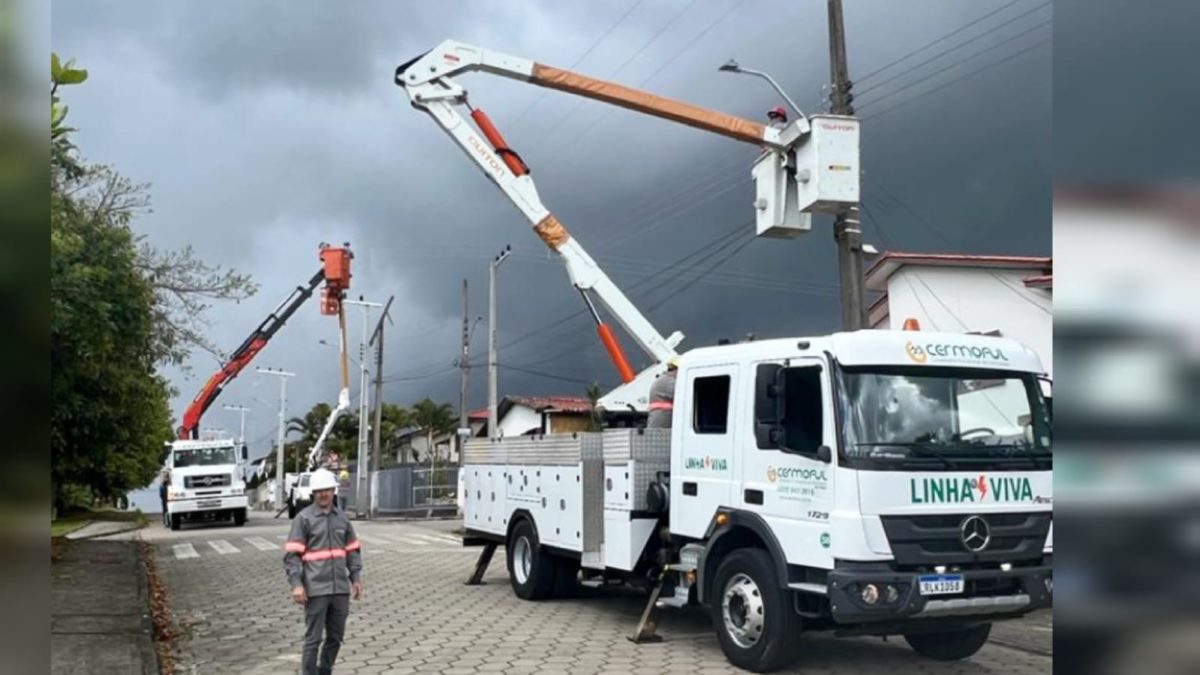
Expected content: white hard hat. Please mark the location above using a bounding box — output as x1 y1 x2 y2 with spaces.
310 469 339 492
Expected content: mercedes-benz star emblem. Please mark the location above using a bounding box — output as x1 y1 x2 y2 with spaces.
960 515 991 552
201 477 215 486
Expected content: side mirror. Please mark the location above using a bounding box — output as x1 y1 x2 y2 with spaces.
241 444 249 461
815 445 832 464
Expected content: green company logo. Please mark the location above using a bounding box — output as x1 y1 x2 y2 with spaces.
685 456 728 472
910 475 1034 504
819 532 831 549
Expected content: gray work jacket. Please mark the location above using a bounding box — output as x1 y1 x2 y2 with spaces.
283 503 363 596
647 371 677 428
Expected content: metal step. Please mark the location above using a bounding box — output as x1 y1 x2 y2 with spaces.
788 582 828 595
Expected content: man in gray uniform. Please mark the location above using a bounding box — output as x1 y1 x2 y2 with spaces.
648 357 681 428
283 468 363 675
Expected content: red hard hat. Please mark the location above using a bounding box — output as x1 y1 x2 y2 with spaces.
767 106 788 120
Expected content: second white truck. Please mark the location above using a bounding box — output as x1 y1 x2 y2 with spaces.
163 439 249 531
462 330 1053 672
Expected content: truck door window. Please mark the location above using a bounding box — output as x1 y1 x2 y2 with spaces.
693 375 731 434
781 367 824 454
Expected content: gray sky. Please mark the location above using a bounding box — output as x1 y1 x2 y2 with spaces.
52 0 1052 459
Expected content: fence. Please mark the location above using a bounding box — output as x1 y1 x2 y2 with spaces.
336 466 459 515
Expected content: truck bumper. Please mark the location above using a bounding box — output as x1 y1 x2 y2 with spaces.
168 495 248 516
827 560 1052 626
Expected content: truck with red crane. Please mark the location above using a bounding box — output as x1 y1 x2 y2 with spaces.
161 244 352 530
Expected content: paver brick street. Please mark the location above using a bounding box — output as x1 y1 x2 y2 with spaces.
112 514 1051 674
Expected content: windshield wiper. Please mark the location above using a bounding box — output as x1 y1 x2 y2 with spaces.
854 442 955 468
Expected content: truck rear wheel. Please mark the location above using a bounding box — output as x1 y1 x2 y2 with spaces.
506 519 555 600
711 548 801 673
904 623 991 661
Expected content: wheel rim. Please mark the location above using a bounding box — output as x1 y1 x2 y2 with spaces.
513 535 532 585
722 572 765 649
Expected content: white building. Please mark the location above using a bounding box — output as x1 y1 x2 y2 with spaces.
469 395 594 439
866 252 1053 376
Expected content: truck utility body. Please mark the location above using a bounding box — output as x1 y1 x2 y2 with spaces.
462 330 1052 671
164 439 249 530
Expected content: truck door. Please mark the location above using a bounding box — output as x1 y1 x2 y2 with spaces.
738 358 836 567
672 363 740 537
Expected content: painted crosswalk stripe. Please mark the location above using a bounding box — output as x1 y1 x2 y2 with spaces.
413 533 460 545
173 543 199 560
244 537 277 552
355 534 392 547
208 539 240 555
387 535 429 547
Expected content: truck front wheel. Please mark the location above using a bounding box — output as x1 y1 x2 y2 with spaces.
904 623 991 661
711 549 801 673
506 519 556 600
169 514 181 531
233 508 247 526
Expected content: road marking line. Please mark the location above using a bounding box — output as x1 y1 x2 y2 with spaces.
173 543 199 560
208 539 240 555
374 533 427 546
354 534 392 547
413 533 460 545
244 537 277 551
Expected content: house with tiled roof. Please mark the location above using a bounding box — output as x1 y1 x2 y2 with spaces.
467 395 595 439
865 251 1052 375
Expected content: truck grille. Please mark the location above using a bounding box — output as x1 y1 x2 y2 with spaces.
184 474 232 489
880 512 1050 568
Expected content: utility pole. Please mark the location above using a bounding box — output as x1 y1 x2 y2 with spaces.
368 296 394 518
827 0 867 330
222 404 251 444
458 279 469 466
344 298 382 517
256 367 295 510
488 246 511 441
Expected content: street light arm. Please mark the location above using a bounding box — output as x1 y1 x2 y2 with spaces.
727 66 808 122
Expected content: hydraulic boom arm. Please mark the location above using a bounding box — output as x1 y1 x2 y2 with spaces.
395 40 816 410
177 244 353 439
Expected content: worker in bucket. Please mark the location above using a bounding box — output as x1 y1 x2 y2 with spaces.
283 468 363 675
648 356 681 428
767 105 788 129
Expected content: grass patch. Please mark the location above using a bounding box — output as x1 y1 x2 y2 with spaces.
51 506 148 537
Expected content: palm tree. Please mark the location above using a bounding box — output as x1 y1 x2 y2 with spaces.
410 398 457 465
585 382 603 432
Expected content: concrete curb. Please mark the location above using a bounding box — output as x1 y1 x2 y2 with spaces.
66 523 146 541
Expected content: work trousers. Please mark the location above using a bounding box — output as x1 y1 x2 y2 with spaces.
301 593 349 675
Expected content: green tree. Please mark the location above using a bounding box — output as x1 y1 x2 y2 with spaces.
409 398 457 464
50 55 257 507
585 382 604 432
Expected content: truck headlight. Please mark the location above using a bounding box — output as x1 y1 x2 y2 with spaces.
861 583 880 605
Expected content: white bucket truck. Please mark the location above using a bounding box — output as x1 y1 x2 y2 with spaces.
163 439 249 530
461 330 1052 671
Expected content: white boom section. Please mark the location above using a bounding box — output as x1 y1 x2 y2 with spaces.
396 40 817 411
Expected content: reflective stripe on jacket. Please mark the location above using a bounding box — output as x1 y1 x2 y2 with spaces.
283 503 362 596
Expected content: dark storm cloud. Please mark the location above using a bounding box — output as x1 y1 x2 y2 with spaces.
51 0 1051 456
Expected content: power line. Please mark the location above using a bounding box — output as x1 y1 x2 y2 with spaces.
864 175 956 247
990 272 1053 315
534 0 702 147
862 38 1051 122
511 0 648 126
857 17 1051 111
855 0 1033 85
500 364 598 387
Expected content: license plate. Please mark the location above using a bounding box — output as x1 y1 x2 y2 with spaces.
918 574 964 596
196 500 221 509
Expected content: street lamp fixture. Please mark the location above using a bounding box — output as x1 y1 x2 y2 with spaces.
718 59 806 121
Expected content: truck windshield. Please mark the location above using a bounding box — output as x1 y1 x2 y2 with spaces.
837 366 1051 470
173 446 237 467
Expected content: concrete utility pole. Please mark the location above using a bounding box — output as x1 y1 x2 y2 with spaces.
827 0 867 330
458 279 469 466
222 404 251 444
488 246 511 441
344 298 382 516
368 296 394 518
256 367 295 509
